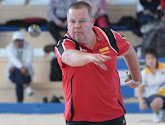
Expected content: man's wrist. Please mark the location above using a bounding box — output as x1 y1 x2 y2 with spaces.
133 80 142 85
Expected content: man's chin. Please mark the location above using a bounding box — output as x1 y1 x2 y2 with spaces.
74 37 82 43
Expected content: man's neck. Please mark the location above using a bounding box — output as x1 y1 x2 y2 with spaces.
84 31 97 50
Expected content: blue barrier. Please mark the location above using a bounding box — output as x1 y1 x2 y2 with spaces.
117 58 128 70
125 103 152 113
0 103 152 114
111 25 130 31
0 103 65 114
0 25 19 31
0 25 129 32
25 26 67 32
121 86 134 98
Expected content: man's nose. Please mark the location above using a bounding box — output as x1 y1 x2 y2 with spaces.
75 22 80 28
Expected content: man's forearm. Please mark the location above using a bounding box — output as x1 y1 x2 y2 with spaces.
61 49 91 67
123 46 142 82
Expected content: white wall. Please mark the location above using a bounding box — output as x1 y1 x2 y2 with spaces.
107 0 137 5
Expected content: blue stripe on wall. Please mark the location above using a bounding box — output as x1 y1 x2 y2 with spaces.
117 58 128 70
0 25 129 32
121 86 134 98
0 103 152 114
0 103 65 114
125 103 152 113
0 25 19 31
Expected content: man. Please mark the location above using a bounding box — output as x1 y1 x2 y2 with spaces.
55 1 142 125
6 31 34 102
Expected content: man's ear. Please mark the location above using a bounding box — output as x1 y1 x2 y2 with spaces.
91 17 95 26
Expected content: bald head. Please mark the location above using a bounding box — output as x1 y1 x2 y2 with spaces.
67 1 92 18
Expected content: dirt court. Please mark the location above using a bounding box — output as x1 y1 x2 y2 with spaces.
0 113 165 125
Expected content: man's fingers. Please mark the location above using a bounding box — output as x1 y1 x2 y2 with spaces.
99 54 111 60
93 61 108 70
89 54 111 63
97 55 111 62
89 54 111 70
99 63 108 70
94 55 110 70
93 54 111 63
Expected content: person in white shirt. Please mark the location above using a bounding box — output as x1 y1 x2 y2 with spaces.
6 31 34 102
138 48 165 123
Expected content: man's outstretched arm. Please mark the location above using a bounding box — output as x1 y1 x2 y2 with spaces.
62 49 111 70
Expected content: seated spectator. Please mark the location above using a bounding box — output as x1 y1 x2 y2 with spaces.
47 0 76 44
137 0 161 26
140 0 165 34
6 31 34 102
77 0 110 27
44 0 76 53
161 0 165 20
137 48 165 123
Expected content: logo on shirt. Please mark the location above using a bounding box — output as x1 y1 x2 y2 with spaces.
99 47 110 55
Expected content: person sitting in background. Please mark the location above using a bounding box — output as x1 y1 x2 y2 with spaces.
47 0 76 43
6 31 34 103
138 48 165 123
44 0 76 53
77 0 110 27
160 0 165 20
139 0 165 34
137 0 161 26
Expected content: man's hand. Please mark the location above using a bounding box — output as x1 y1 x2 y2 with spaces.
125 70 140 88
125 80 139 88
88 54 111 70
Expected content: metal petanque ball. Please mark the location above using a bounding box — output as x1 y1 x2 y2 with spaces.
28 24 41 37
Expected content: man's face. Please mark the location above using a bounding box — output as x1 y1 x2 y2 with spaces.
14 39 24 48
67 7 94 44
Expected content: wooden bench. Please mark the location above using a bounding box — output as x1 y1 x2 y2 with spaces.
0 81 63 103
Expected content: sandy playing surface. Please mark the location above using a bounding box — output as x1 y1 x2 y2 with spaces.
0 113 165 125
